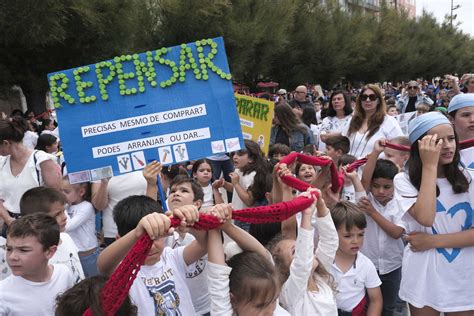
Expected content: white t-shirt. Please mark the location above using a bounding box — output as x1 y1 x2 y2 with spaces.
0 233 84 284
207 262 290 316
97 171 147 238
394 170 474 312
51 232 85 284
0 264 74 316
360 193 405 274
280 213 339 315
331 253 381 312
0 150 54 214
22 131 38 149
165 231 210 314
201 183 214 209
65 201 98 251
342 115 403 158
460 147 474 169
342 184 356 203
231 169 256 210
129 247 196 316
319 115 352 151
0 237 10 281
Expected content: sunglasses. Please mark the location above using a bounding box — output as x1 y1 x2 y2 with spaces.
407 86 418 90
360 94 377 101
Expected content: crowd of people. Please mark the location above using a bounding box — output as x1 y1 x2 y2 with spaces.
0 73 473 316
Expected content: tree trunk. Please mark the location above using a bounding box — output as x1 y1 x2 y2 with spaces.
21 81 47 116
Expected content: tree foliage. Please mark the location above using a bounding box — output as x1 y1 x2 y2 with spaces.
1 0 474 111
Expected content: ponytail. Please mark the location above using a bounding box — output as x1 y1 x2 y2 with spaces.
0 117 28 142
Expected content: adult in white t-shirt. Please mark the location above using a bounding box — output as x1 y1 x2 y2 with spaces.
0 145 60 230
91 171 147 245
319 91 353 151
342 85 403 159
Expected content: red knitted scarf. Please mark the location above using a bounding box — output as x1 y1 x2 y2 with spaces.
85 138 474 315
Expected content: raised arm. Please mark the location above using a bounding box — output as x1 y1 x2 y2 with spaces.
142 161 162 201
407 134 441 227
96 213 173 276
361 138 384 190
91 178 110 211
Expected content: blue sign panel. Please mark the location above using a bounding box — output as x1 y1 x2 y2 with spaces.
47 37 243 183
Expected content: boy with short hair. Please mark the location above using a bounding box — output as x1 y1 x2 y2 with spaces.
324 135 350 166
0 213 74 315
330 201 383 316
359 140 406 315
380 136 410 171
19 187 85 283
268 143 291 163
98 187 208 316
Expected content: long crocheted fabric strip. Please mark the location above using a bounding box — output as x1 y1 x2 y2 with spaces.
85 137 474 315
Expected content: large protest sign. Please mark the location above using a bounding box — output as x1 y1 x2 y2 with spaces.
48 37 243 183
235 94 274 154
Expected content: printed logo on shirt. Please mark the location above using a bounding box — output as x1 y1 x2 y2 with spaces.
432 200 473 263
142 269 182 315
185 258 206 279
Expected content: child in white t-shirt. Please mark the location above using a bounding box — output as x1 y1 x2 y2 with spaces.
447 93 474 168
98 195 207 316
19 186 85 283
207 204 286 315
224 140 265 231
330 201 383 315
359 140 406 315
270 188 339 315
395 112 474 314
0 213 74 315
61 176 99 277
192 159 223 209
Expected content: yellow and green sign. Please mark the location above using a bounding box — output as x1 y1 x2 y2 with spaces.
235 93 274 154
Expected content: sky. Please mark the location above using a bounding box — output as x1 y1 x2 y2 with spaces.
416 0 474 37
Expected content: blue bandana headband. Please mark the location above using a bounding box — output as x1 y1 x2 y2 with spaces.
408 112 451 144
448 93 474 113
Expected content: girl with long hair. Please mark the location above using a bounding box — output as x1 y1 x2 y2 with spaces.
394 112 474 315
270 104 315 152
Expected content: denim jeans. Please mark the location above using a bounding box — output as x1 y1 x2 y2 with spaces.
79 247 100 278
379 267 402 316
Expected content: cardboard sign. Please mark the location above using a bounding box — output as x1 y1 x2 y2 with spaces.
48 37 243 183
235 94 274 154
395 111 416 136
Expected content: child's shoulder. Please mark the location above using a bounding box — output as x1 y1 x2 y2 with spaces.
356 252 377 272
58 232 79 252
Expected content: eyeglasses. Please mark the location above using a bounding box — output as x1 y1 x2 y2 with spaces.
360 94 377 101
407 86 418 90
